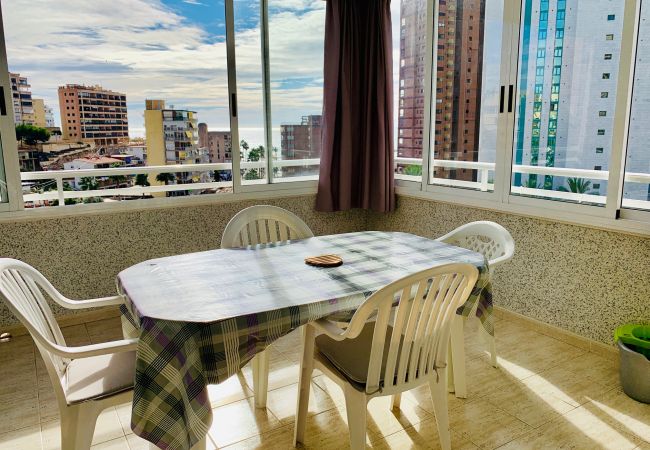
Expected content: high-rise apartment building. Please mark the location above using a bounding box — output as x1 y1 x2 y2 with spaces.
144 100 209 184
198 122 232 163
280 115 322 160
397 0 485 181
512 1 638 198
9 72 34 125
57 84 128 148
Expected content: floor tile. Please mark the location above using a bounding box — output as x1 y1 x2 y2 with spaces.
499 405 644 450
240 347 301 393
484 378 576 428
61 323 92 346
0 425 42 450
206 372 253 409
90 436 130 450
519 365 615 408
556 351 621 389
208 397 281 448
0 395 40 435
449 398 532 449
588 388 650 444
86 317 124 344
265 380 338 425
41 407 125 449
376 420 476 450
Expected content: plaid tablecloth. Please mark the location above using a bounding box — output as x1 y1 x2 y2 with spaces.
118 231 492 450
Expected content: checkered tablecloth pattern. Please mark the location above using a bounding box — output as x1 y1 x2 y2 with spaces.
118 231 492 450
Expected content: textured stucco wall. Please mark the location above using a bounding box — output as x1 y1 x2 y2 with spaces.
368 195 650 345
2 193 649 345
0 195 367 326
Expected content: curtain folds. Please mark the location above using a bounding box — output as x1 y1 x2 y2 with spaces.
315 0 395 213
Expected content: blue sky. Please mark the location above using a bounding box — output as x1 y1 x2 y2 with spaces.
3 0 325 146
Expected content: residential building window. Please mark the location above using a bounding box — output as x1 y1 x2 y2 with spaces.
599 111 607 116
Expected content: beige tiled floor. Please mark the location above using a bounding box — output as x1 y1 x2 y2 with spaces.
0 315 648 449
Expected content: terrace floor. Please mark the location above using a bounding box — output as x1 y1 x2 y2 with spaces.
0 314 648 450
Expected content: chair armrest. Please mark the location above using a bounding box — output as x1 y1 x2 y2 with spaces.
54 294 126 310
45 338 139 359
311 319 352 341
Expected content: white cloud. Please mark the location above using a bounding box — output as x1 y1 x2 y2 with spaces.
3 0 326 137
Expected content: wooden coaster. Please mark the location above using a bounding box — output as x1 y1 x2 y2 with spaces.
305 254 343 267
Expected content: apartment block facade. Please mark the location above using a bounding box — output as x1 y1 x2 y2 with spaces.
144 100 209 184
513 1 623 195
58 84 128 148
280 115 322 160
397 0 485 181
9 72 34 125
198 123 232 163
32 99 55 128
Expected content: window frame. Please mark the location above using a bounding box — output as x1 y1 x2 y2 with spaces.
398 0 650 236
0 0 647 236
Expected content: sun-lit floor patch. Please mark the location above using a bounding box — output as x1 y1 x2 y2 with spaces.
0 315 648 450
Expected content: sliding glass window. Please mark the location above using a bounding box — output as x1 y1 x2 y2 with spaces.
622 0 650 212
427 0 504 192
510 1 625 206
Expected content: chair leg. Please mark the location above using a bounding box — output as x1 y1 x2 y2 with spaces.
390 393 402 410
429 376 451 450
343 385 367 450
449 315 467 398
60 403 100 450
251 350 269 408
294 325 315 447
482 326 498 368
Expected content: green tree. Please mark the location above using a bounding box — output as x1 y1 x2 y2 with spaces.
558 177 592 194
156 172 176 197
524 177 543 189
79 177 99 191
155 172 175 185
403 165 422 177
15 124 50 146
49 182 79 206
135 174 150 187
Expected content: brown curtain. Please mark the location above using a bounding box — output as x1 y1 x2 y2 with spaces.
315 0 395 213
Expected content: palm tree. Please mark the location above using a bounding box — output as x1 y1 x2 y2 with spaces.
135 174 150 187
156 172 175 197
558 177 592 194
524 177 542 189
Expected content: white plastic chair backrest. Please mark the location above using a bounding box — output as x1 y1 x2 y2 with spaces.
341 263 478 395
437 221 515 267
221 205 314 248
0 259 70 381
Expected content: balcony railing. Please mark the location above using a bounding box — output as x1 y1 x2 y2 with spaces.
20 158 321 206
16 157 650 209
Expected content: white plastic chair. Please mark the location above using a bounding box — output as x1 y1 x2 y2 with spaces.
0 259 138 450
436 221 514 399
293 263 479 450
221 205 314 408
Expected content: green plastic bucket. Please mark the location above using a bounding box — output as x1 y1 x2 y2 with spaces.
615 324 650 404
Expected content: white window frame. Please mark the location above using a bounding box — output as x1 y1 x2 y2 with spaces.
398 0 650 237
0 0 321 221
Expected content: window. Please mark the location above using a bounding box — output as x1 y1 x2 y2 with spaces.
622 0 650 211
608 14 616 20
606 34 614 40
604 53 613 60
269 1 325 181
0 0 327 208
425 0 502 192
601 91 609 98
511 0 625 206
